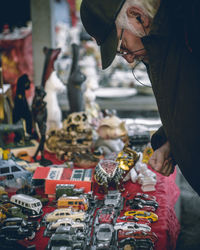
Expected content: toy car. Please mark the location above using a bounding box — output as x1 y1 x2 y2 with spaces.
116 215 151 226
0 224 35 241
124 210 158 223
44 208 87 223
104 190 123 209
2 217 40 232
57 194 89 211
0 193 9 203
94 223 115 249
10 194 43 218
118 237 154 249
54 225 86 241
0 159 32 182
134 192 156 201
16 151 32 162
47 218 86 232
117 230 158 243
47 232 85 250
7 205 28 219
55 184 84 199
114 222 151 233
126 198 158 212
97 206 115 224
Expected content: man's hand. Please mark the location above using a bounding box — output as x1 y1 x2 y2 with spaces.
148 141 175 176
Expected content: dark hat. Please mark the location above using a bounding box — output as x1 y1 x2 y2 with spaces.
80 0 125 69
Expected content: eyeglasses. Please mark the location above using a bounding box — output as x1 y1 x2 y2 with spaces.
116 29 151 88
116 29 146 57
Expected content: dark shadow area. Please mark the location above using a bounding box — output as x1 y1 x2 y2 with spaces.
176 173 200 250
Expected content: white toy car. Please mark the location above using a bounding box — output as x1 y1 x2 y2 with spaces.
114 222 151 233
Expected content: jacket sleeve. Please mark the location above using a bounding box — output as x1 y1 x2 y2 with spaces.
150 126 167 151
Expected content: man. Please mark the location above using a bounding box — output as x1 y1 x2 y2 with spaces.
80 0 200 196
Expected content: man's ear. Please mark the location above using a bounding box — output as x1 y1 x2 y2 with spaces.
127 6 150 28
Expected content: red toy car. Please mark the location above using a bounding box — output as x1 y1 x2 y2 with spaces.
116 215 151 226
117 231 158 250
117 230 158 243
97 207 115 224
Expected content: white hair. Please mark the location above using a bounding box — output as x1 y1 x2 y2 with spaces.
116 0 160 36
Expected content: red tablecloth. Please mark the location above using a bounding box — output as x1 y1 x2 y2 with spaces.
19 152 180 250
122 169 180 250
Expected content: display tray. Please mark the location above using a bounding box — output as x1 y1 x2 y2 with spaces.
95 87 137 99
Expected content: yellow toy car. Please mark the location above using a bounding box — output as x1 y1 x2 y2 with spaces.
124 210 158 223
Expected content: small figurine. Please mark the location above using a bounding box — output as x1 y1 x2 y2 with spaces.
123 147 157 192
135 155 157 192
94 145 139 193
45 112 93 161
31 86 52 166
94 115 128 156
81 55 102 126
72 148 103 168
42 47 65 132
97 115 127 139
67 43 86 113
13 74 32 139
44 71 65 132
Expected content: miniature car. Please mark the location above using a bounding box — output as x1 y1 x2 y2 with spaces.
0 193 9 203
116 215 139 223
16 151 32 162
0 159 32 181
10 194 43 217
47 217 86 232
57 194 89 211
55 184 84 199
0 224 35 241
118 237 154 249
45 208 87 223
114 222 151 233
47 232 85 250
117 230 158 243
134 192 156 201
54 225 86 241
104 190 123 209
124 210 158 223
94 223 115 249
116 215 151 226
2 217 40 231
126 198 158 212
7 205 28 219
133 197 158 209
97 206 115 224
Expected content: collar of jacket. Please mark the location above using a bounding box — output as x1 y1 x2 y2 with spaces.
145 0 171 39
142 0 185 41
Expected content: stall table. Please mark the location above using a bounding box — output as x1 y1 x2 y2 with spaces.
10 151 180 250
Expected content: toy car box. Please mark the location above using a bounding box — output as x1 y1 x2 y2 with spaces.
32 167 94 197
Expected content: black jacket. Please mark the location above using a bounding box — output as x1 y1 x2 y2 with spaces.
142 0 200 195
